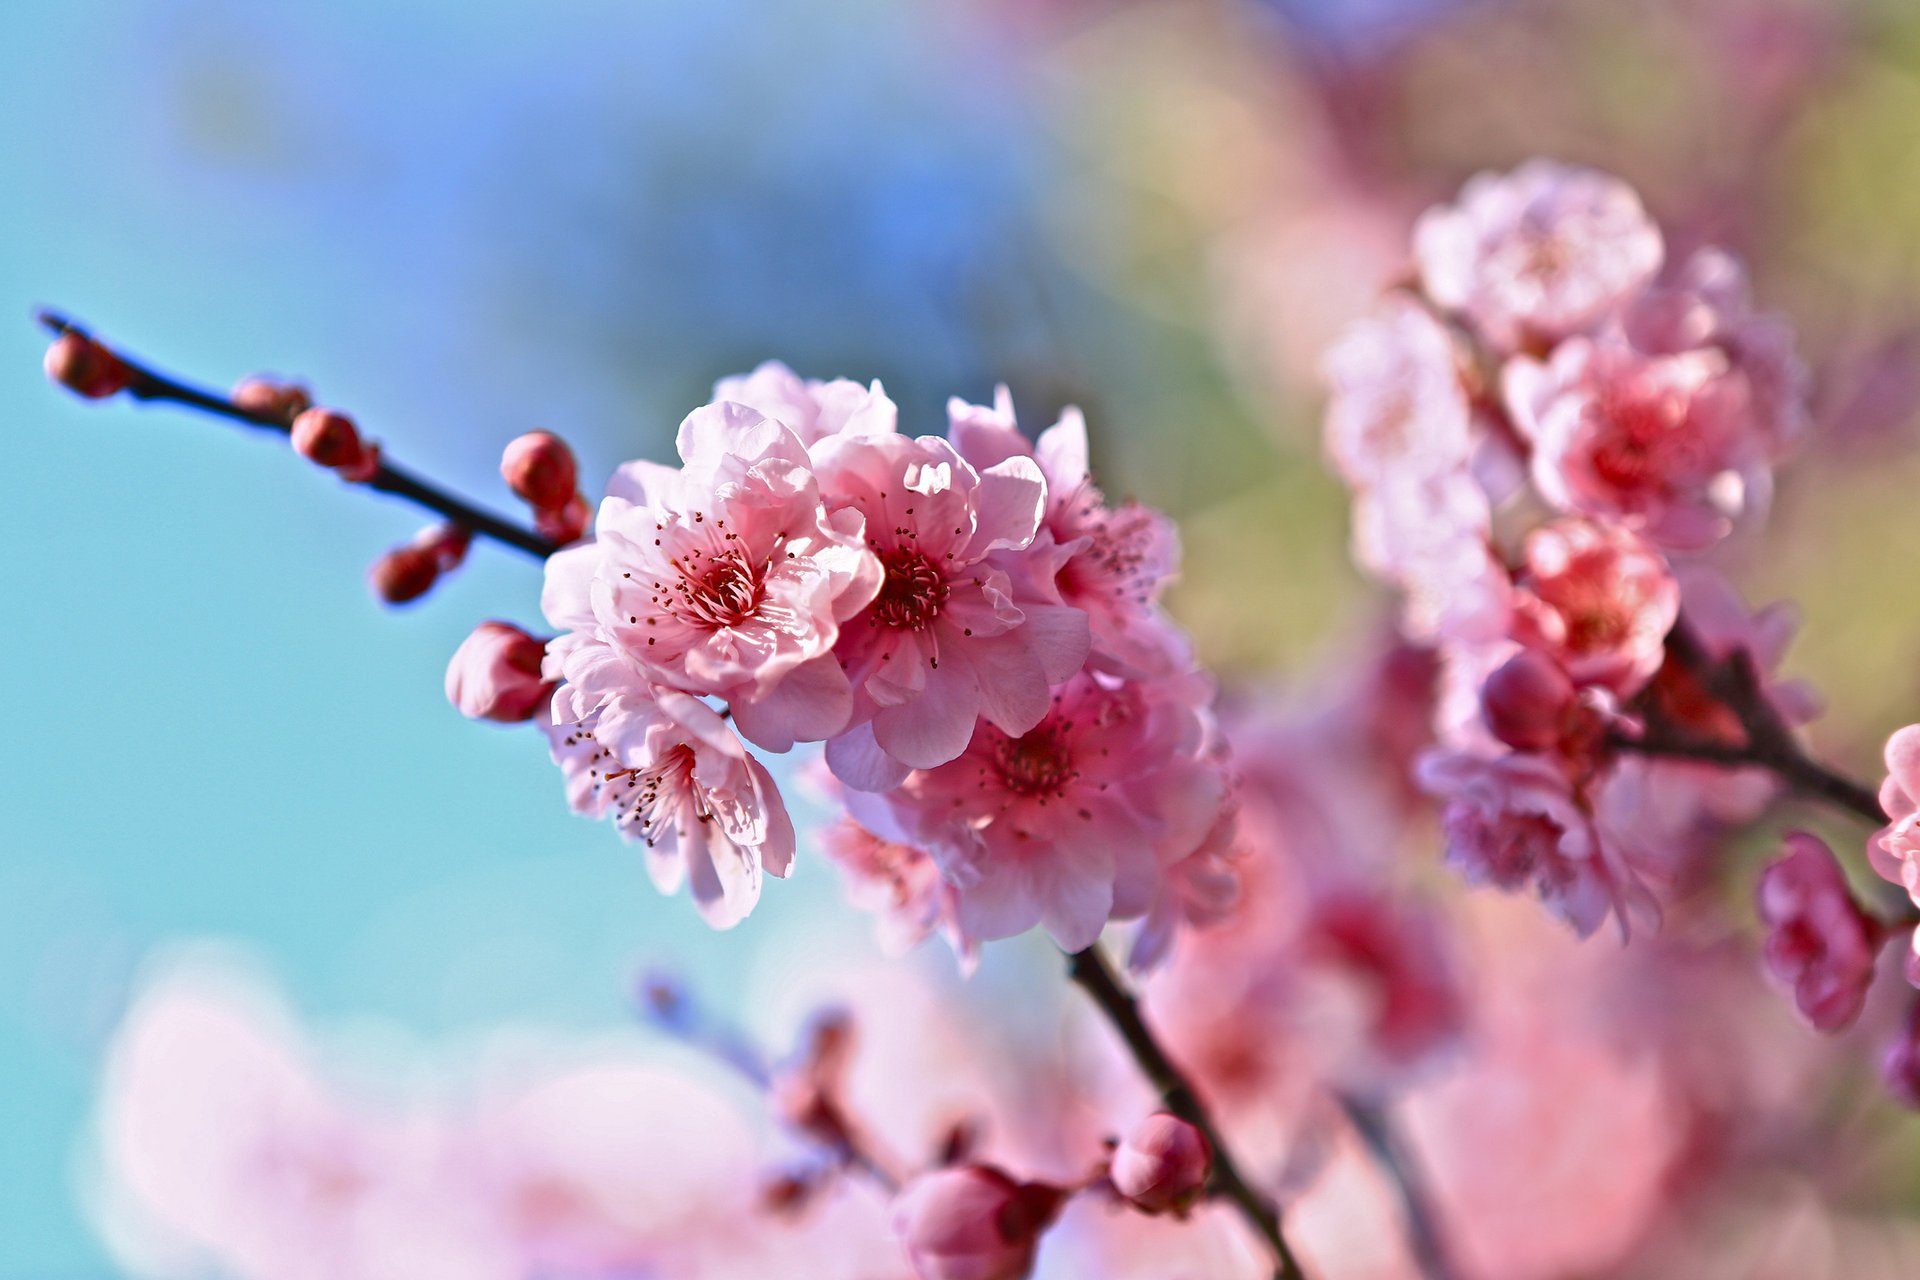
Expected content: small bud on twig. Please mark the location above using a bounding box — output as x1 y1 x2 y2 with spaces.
44 332 130 399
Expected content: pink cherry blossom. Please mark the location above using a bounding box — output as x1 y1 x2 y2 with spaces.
1504 336 1765 549
812 430 1089 786
1508 518 1678 698
1349 468 1509 644
892 1165 1065 1280
871 671 1229 952
946 391 1189 679
1871 725 1920 902
712 359 898 445
1109 1113 1212 1217
1414 159 1663 353
544 672 794 929
1419 749 1653 938
818 809 974 968
1625 247 1810 456
543 401 881 752
1755 832 1884 1032
444 620 555 723
1322 293 1475 490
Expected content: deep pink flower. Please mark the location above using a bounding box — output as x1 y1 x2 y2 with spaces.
1509 518 1678 698
445 621 555 723
544 672 794 929
711 359 898 445
1323 293 1476 489
873 671 1229 952
1109 1113 1212 1217
1415 159 1663 353
1625 247 1810 457
947 392 1188 679
1480 647 1579 753
1755 832 1884 1032
812 430 1089 787
1420 749 1653 938
542 401 881 752
1127 807 1243 972
1871 725 1920 902
892 1165 1065 1280
1504 336 1764 549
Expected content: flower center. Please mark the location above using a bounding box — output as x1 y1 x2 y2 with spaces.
871 548 949 631
669 545 766 629
604 744 701 847
993 726 1075 800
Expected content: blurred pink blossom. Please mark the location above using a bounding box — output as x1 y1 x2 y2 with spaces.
1755 832 1885 1032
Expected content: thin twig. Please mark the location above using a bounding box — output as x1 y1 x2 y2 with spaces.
35 310 559 560
1066 945 1308 1280
1339 1095 1455 1280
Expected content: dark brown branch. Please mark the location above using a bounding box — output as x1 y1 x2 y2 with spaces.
35 310 559 560
1066 945 1308 1280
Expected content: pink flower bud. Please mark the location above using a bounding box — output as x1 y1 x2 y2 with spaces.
290 408 370 472
892 1166 1065 1280
534 492 591 544
370 524 471 605
1481 649 1577 752
1756 832 1883 1033
44 332 130 399
1884 1000 1920 1108
1109 1113 1212 1216
230 376 313 422
502 431 579 511
444 621 553 722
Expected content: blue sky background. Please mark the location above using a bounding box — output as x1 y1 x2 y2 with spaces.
0 2 1126 1270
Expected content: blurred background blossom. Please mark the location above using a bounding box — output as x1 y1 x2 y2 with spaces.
13 0 1920 1274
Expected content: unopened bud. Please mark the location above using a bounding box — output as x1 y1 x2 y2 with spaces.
1109 1113 1211 1216
1482 649 1577 753
45 332 130 399
502 431 579 511
370 524 471 605
535 492 591 544
231 376 313 422
291 408 369 471
445 621 553 722
892 1166 1065 1280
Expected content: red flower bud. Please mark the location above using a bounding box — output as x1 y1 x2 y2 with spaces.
893 1165 1065 1280
45 332 130 399
370 524 471 605
1482 649 1577 753
502 431 579 512
534 492 592 544
444 621 553 722
1109 1113 1212 1216
291 408 369 471
231 376 313 422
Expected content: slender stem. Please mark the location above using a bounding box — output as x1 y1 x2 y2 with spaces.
1066 945 1308 1280
1339 1095 1455 1280
35 310 559 560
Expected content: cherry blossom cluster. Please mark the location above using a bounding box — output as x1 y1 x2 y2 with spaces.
445 364 1231 955
1321 159 1920 1088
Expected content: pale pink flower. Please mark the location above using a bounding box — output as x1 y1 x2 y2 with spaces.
874 671 1228 951
1871 725 1920 903
1109 1113 1212 1217
542 401 881 752
812 430 1090 787
818 811 974 968
1509 518 1678 697
712 359 898 446
1323 294 1475 489
1415 159 1663 353
1625 247 1810 456
891 1165 1065 1280
1504 336 1765 549
545 674 794 929
1755 832 1884 1032
947 391 1188 679
444 621 554 723
1349 469 1510 643
1419 749 1653 938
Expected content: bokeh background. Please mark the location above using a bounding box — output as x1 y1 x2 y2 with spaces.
9 0 1920 1272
